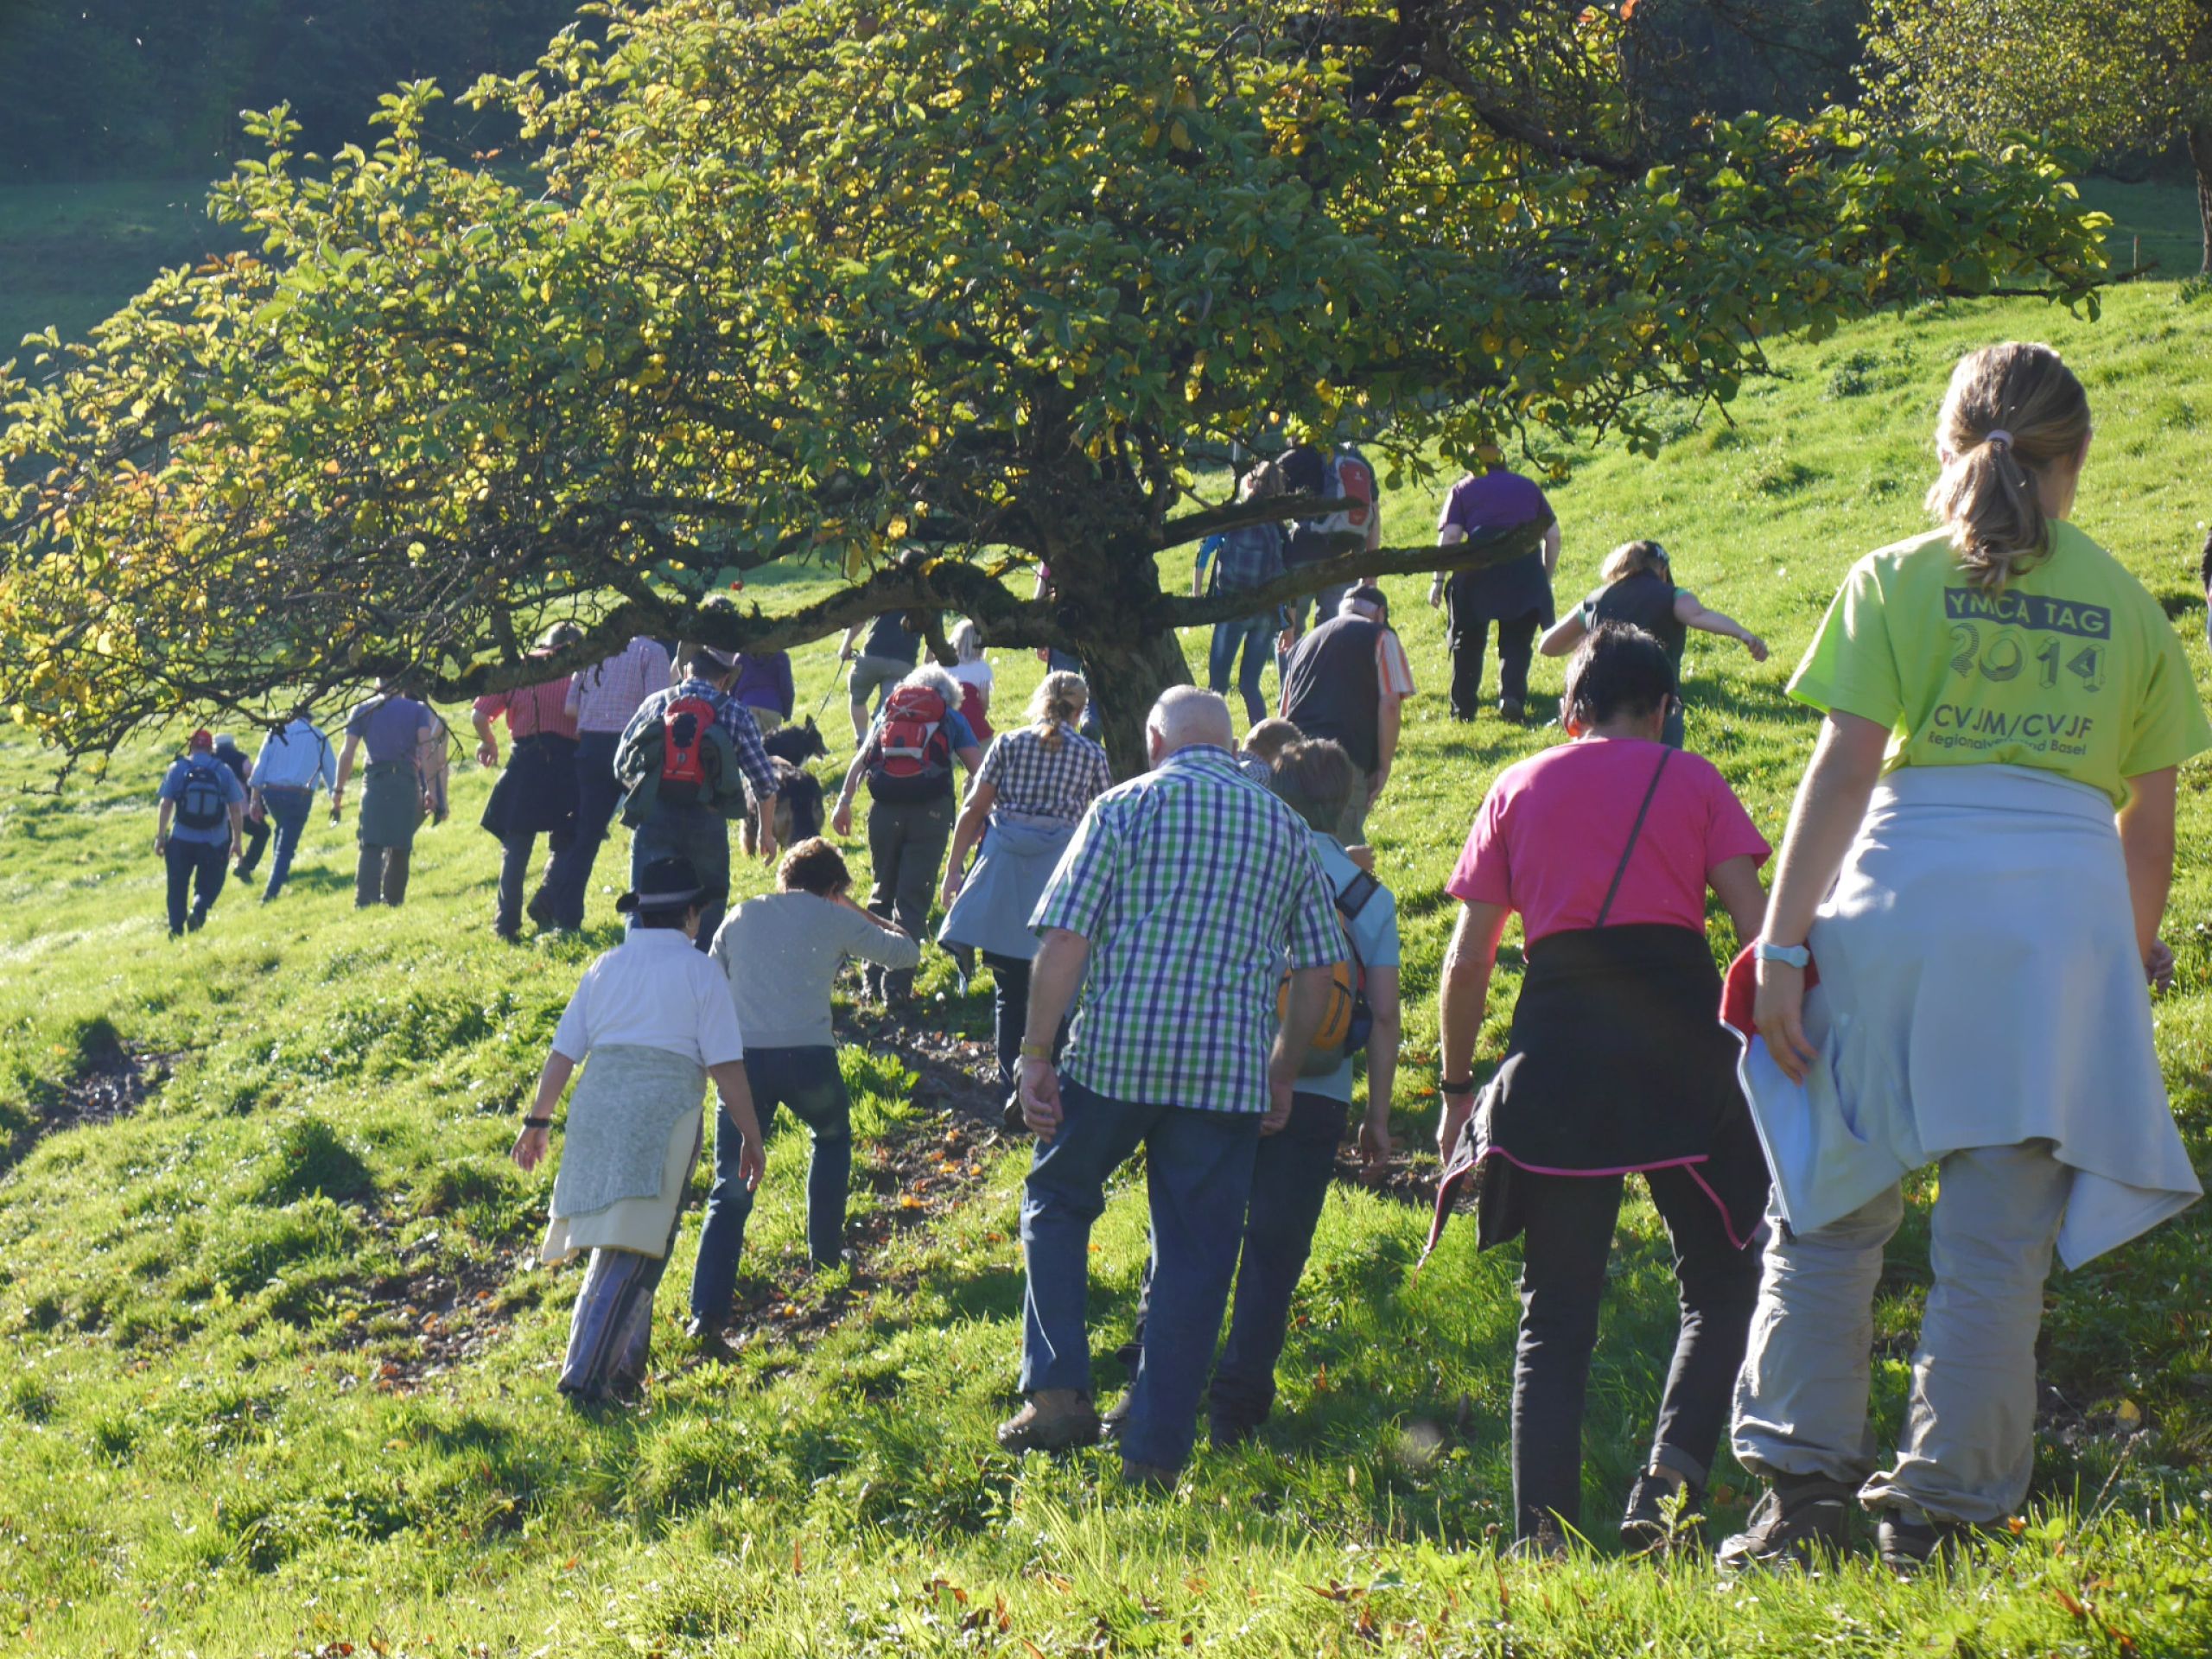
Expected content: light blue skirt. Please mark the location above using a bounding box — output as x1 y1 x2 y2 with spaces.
938 812 1076 961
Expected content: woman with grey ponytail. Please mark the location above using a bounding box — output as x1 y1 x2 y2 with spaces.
1722 342 2211 1573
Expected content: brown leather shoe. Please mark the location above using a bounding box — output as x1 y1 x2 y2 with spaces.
995 1389 1102 1452
1120 1459 1179 1491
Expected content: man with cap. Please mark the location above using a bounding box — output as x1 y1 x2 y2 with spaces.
512 854 766 1402
1276 587 1418 844
155 729 248 936
618 641 782 951
1428 444 1560 721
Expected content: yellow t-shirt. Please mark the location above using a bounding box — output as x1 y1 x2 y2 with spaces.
1790 522 2211 808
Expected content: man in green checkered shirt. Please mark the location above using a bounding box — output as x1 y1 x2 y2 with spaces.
995 687 1345 1483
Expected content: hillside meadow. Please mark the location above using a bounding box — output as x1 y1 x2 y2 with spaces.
4 228 2212 1650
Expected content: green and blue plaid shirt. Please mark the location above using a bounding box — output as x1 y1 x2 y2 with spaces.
1031 744 1344 1111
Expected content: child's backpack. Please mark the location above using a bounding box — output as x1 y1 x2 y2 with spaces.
1278 868 1383 1077
173 757 230 832
867 683 955 803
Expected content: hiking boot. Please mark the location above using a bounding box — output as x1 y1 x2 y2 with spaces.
683 1315 731 1357
1001 1090 1028 1135
1716 1475 1857 1574
1120 1459 1179 1491
1875 1510 1973 1577
1208 1413 1262 1451
1498 697 1527 723
1620 1469 1708 1558
526 886 556 928
995 1389 1101 1452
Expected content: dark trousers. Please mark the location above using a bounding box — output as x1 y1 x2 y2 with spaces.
690 1047 853 1322
547 731 622 929
1512 1166 1760 1541
164 839 228 934
497 825 575 937
629 804 728 952
866 795 953 995
235 812 271 877
1211 1092 1348 1436
1446 603 1543 717
355 843 411 907
982 951 1070 1090
1019 1079 1262 1471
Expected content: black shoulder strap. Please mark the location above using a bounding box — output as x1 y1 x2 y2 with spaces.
1594 747 1673 930
1335 867 1382 925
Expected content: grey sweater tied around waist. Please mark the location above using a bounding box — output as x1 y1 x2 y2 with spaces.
550 1043 709 1220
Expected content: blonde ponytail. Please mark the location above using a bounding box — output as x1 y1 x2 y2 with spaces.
1027 670 1088 750
1923 342 2091 593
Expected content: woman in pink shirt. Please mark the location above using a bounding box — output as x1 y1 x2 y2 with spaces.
1432 623 1770 1558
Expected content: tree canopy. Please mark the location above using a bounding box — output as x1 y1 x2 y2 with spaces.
2 0 2110 770
1864 0 2212 270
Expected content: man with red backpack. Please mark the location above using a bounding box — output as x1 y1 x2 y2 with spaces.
830 664 984 1003
615 643 783 953
1275 440 1382 677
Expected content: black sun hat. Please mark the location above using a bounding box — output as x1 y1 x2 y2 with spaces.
616 855 705 915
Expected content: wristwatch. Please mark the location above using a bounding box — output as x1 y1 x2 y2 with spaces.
1754 940 1811 969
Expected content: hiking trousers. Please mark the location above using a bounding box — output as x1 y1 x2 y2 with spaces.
629 804 729 953
1730 1140 2070 1526
1446 603 1542 716
866 795 953 994
355 843 411 907
164 840 229 934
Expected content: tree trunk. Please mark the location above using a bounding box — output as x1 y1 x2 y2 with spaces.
1071 623 1195 779
2190 119 2212 276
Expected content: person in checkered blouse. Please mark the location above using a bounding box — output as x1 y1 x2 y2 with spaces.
994 687 1347 1484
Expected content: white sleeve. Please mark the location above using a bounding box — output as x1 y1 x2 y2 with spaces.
550 969 594 1062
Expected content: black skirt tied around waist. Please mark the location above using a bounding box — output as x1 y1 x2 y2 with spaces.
1430 923 1769 1255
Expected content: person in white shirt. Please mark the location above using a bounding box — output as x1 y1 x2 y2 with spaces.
511 855 764 1403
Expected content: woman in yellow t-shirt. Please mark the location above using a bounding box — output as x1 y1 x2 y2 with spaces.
1723 343 2209 1574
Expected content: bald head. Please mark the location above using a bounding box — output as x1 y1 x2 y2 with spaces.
1147 686 1234 765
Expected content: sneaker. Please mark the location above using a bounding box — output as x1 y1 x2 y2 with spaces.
1717 1475 1857 1573
1875 1510 1969 1577
186 912 207 932
995 1389 1102 1452
1620 1469 1707 1558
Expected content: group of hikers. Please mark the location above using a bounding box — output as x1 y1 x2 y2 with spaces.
151 342 2206 1574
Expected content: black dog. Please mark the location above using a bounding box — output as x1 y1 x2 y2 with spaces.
744 718 830 855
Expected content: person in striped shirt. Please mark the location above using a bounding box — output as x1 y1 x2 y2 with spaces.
995 687 1345 1485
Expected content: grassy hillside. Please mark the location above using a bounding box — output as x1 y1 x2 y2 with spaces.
6 272 2212 1650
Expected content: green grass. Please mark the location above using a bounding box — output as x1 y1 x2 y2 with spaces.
0 179 243 359
5 195 2212 1654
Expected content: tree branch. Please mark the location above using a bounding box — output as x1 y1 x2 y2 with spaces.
1155 518 1550 631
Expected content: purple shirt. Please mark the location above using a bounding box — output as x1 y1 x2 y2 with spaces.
732 651 795 720
1438 467 1554 616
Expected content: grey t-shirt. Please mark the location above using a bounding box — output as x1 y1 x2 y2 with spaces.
709 892 921 1049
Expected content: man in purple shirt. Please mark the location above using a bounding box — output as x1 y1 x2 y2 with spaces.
1427 446 1560 722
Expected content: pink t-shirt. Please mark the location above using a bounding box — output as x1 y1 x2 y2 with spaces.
1446 739 1769 946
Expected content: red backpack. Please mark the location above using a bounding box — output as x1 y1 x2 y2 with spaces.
657 694 721 805
867 684 954 803
1321 449 1376 537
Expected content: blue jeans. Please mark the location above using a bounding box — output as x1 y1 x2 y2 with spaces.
1207 614 1274 726
1046 650 1103 739
546 731 622 929
689 1046 854 1321
164 838 228 934
627 803 729 952
256 786 314 899
1019 1078 1262 1471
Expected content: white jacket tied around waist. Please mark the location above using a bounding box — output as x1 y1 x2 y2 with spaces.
1736 763 2201 1268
